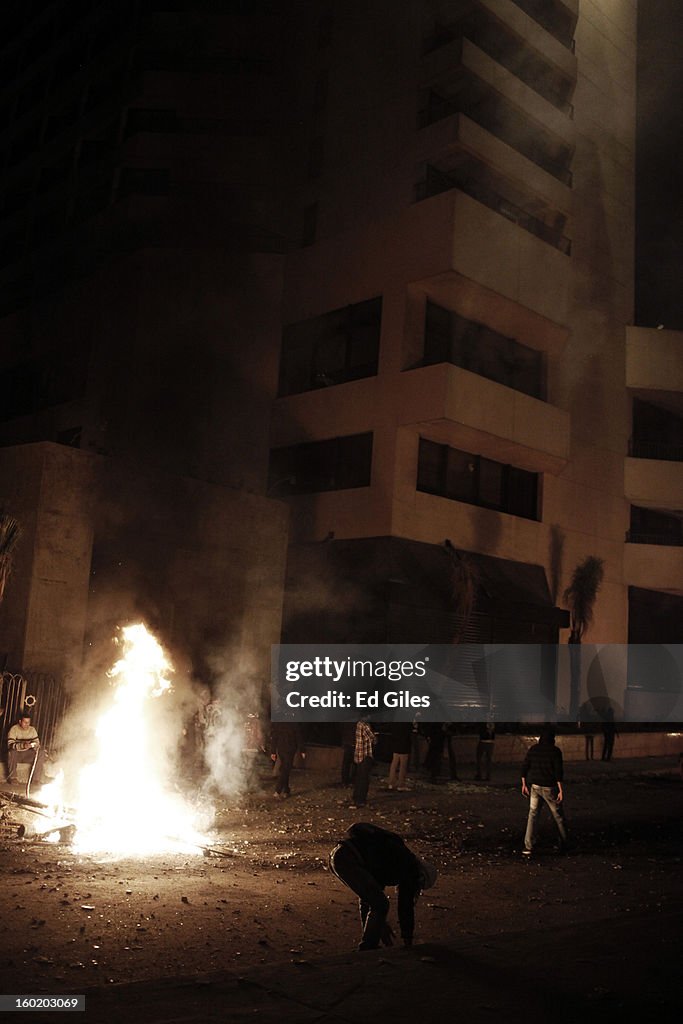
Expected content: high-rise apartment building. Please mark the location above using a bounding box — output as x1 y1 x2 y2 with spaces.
271 1 682 716
0 1 680 719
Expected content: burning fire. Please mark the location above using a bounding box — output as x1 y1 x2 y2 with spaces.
47 624 208 855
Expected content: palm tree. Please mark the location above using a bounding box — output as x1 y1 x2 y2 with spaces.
564 555 604 718
0 510 21 604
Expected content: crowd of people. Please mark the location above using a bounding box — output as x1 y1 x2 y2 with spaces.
328 724 568 951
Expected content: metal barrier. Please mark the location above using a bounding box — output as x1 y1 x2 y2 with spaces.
1 670 69 771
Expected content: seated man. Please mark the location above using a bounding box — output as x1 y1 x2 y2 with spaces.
6 712 46 786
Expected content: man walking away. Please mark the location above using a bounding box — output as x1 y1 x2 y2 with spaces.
521 726 568 856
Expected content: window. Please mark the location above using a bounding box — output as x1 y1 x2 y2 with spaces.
124 108 178 138
301 202 317 247
279 297 381 396
417 439 539 520
268 433 373 495
308 136 324 179
628 506 683 546
118 168 170 198
631 398 683 462
424 301 544 399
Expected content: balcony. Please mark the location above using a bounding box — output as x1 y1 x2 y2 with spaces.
624 457 683 511
419 37 575 186
624 542 683 596
416 159 571 254
397 362 569 474
281 189 571 329
509 0 577 51
626 325 683 395
418 111 572 216
424 0 577 114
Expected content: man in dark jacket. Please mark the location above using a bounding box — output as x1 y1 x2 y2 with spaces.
329 822 437 950
521 726 568 856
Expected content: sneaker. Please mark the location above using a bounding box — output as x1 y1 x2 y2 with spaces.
522 849 532 857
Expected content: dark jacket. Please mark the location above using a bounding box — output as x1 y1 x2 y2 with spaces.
389 722 413 755
270 722 304 757
345 822 421 942
522 739 563 787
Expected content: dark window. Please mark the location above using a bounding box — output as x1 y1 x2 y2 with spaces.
279 297 381 396
268 432 373 495
631 398 683 462
56 426 83 448
118 167 170 197
417 438 539 520
0 230 26 268
509 0 575 50
31 208 65 246
124 108 178 137
424 301 544 399
39 155 73 190
313 69 329 112
318 9 334 47
628 506 683 546
54 44 88 82
302 202 317 247
0 360 43 420
308 136 324 179
17 77 47 116
78 139 110 166
9 122 41 165
74 180 112 221
45 102 81 139
0 352 88 421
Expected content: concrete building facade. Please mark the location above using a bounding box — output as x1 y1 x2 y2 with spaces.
270 0 682 714
0 1 680 720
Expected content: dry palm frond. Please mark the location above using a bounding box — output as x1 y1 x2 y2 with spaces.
0 510 21 603
446 542 479 643
563 555 604 640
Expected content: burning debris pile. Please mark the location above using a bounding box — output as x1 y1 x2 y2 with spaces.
1 624 234 857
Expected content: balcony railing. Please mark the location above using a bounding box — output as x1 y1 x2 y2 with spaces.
423 21 575 116
418 94 573 187
415 165 571 255
626 531 683 547
509 0 576 51
628 439 683 462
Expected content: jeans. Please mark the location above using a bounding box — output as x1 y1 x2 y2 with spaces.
275 750 295 795
341 744 356 785
329 841 389 950
388 752 408 788
524 784 567 852
353 756 372 805
475 741 493 780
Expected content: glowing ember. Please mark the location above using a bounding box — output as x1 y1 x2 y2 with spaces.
68 623 206 855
